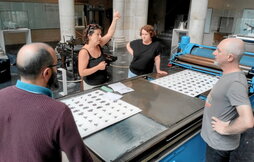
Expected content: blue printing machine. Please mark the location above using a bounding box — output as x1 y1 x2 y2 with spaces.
158 36 254 162
160 133 206 162
169 36 254 95
170 36 254 73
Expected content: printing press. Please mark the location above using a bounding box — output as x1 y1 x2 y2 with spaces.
59 36 254 162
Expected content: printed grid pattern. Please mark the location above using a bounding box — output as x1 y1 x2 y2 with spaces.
151 70 219 97
61 90 141 138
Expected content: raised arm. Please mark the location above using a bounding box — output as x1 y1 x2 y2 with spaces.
100 10 120 47
154 55 168 75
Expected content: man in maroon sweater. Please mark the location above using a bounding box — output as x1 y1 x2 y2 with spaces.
0 43 93 162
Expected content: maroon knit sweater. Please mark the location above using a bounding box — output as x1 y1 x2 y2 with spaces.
0 86 93 162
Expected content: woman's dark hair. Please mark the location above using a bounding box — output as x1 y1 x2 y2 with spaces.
140 25 156 38
83 24 103 44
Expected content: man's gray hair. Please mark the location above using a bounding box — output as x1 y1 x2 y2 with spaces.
225 38 245 62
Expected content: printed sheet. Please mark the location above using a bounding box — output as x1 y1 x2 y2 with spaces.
151 70 219 97
61 90 141 138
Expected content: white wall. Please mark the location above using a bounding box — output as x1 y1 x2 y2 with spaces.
203 0 254 46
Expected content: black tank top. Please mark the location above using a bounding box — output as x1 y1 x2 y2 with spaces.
82 47 108 85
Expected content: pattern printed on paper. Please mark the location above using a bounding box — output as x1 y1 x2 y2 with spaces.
151 70 219 97
61 90 141 138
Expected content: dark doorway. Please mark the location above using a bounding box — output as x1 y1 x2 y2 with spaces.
164 0 190 32
148 0 190 33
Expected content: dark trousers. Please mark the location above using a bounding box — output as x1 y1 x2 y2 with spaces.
206 144 233 162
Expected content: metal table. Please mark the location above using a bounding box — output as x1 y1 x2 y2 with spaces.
83 76 205 161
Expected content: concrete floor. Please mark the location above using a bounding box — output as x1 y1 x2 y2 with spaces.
0 44 253 161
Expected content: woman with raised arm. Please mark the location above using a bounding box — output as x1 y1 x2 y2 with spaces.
78 11 120 89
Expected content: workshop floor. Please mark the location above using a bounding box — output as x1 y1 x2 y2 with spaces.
1 44 253 162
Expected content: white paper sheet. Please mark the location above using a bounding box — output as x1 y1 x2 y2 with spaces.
151 70 219 97
102 92 123 101
60 90 141 138
108 82 134 94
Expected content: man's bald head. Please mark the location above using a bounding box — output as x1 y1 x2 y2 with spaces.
219 38 245 62
17 43 55 80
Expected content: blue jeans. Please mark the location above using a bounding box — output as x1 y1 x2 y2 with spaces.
206 144 233 162
128 69 137 78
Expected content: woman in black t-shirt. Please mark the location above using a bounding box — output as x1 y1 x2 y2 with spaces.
78 11 120 89
126 25 168 78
